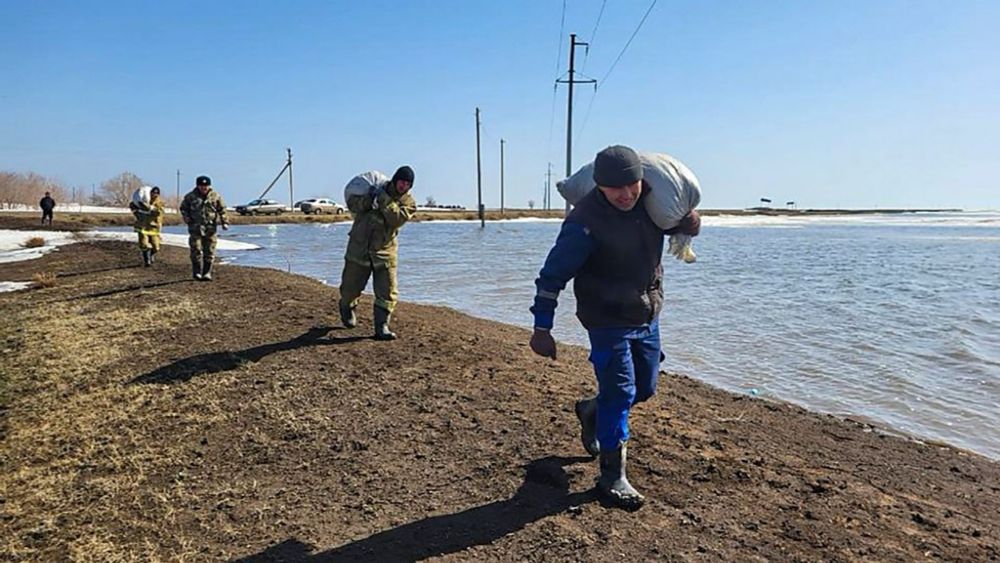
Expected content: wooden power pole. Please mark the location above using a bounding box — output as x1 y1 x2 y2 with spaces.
286 148 294 210
475 108 484 228
500 138 505 216
557 33 595 215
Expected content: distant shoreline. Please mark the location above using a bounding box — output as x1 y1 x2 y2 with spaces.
0 207 969 230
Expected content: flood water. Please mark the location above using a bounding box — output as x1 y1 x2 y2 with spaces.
152 212 1000 459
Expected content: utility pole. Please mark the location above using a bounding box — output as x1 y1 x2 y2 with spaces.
475 107 484 228
499 138 505 216
545 162 553 210
286 148 294 210
176 169 181 211
556 33 595 215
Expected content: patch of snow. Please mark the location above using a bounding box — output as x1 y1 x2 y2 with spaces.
0 204 177 214
0 229 258 264
0 281 32 293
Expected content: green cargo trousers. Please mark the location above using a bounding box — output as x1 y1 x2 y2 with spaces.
339 258 398 313
188 231 218 270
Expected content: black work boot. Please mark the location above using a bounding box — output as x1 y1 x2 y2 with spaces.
192 261 203 281
575 398 600 457
201 260 213 281
141 250 151 267
598 442 645 510
149 249 157 265
339 302 357 328
373 306 397 341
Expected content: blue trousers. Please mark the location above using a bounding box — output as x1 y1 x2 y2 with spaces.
587 321 662 450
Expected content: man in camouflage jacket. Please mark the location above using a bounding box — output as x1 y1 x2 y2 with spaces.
180 175 228 281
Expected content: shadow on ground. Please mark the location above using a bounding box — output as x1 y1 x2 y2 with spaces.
70 279 192 300
130 326 367 385
233 455 597 562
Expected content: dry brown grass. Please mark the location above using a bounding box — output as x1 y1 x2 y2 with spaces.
21 236 45 248
0 292 219 560
30 272 57 289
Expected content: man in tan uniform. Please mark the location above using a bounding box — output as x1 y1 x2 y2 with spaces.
339 166 417 340
129 186 165 267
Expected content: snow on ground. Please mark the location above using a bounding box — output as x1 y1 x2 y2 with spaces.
0 281 32 292
0 229 258 268
0 204 178 214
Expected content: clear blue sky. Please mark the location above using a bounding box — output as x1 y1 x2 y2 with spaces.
1 1 997 209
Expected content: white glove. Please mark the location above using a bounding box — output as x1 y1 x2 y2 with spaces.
668 234 697 263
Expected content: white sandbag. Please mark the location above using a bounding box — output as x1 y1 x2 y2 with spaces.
132 185 152 206
344 170 390 202
556 152 701 231
131 186 153 208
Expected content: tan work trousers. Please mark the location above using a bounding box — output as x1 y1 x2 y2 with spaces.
138 233 161 252
339 258 398 312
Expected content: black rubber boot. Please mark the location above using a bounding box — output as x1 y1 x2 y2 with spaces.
141 250 151 267
192 261 203 281
575 398 600 457
149 249 156 265
339 302 357 328
201 260 213 281
598 442 645 510
373 306 397 341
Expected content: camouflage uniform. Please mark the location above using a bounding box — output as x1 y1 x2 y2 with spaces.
179 187 227 277
339 183 416 315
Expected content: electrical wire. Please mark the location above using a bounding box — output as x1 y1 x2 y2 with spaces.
599 0 657 85
547 0 569 165
581 0 608 73
577 0 658 143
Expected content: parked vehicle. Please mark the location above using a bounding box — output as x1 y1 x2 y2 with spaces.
299 198 346 215
235 199 285 215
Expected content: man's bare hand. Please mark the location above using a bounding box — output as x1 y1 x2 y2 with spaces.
530 328 557 359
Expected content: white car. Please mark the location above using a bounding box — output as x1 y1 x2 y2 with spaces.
299 198 346 215
236 199 285 215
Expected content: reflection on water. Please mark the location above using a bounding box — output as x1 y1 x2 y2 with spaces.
160 213 1000 459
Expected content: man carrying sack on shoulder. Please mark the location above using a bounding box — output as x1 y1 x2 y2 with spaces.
338 166 417 340
529 145 700 510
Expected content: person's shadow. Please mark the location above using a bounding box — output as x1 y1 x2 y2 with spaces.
233 455 597 562
130 326 367 385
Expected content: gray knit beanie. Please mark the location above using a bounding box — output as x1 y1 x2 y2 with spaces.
593 145 642 187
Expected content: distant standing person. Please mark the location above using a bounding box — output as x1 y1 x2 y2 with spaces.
180 175 228 281
39 191 56 226
528 145 701 510
129 186 165 267
339 166 417 340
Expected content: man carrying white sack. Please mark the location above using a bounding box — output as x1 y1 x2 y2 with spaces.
528 145 701 510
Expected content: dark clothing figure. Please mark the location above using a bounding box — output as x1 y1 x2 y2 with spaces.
39 195 55 226
529 145 701 510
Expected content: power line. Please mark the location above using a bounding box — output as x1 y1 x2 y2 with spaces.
554 0 567 76
577 0 658 144
575 82 600 145
547 0 569 164
581 0 608 73
600 0 657 85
